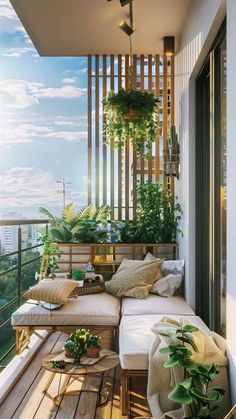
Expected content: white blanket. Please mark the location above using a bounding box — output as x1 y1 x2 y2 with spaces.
147 317 230 419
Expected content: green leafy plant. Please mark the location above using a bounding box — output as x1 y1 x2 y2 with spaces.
104 89 158 156
160 324 225 418
41 235 60 276
51 359 66 369
39 203 111 243
69 328 90 355
86 334 101 349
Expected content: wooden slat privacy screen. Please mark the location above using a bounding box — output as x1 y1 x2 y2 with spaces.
87 54 174 220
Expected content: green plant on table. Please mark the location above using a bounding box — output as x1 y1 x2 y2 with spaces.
86 334 101 349
103 89 158 156
39 203 110 243
160 324 225 418
69 328 90 355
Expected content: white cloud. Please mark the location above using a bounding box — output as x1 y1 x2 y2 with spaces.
33 85 87 99
0 1 17 20
0 167 86 207
62 77 76 84
0 79 87 109
3 47 35 57
44 131 87 142
0 167 63 207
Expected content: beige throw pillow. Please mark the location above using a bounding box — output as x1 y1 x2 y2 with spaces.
150 273 182 297
24 279 78 305
105 258 163 299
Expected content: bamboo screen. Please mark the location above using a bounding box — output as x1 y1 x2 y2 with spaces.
87 54 174 220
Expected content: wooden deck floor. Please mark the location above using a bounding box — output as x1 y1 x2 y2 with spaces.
0 332 150 419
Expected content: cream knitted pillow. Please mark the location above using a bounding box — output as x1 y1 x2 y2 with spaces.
105 258 163 299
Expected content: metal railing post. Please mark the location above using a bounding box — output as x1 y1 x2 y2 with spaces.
17 226 22 307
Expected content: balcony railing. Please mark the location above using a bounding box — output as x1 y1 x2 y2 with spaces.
0 219 49 369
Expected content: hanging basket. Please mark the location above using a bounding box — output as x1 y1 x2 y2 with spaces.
103 89 159 156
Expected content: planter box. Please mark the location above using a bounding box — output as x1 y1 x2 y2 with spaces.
54 243 178 280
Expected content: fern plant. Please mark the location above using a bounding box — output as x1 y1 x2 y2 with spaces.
39 203 111 243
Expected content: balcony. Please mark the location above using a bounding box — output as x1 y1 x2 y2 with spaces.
0 0 236 418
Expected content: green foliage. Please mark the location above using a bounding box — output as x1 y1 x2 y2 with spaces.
86 334 101 349
41 235 60 274
39 203 111 243
160 325 225 418
51 359 66 369
104 89 158 156
114 181 182 243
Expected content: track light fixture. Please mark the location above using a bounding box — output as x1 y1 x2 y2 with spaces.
119 20 134 36
164 36 175 56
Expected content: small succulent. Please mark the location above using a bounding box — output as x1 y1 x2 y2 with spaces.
86 334 101 349
51 360 66 369
64 340 77 351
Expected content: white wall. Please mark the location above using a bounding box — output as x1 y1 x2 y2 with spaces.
175 0 225 309
176 0 236 406
226 0 236 405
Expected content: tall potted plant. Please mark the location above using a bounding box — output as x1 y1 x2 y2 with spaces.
103 89 159 156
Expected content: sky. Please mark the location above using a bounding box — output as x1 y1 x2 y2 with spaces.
0 0 88 218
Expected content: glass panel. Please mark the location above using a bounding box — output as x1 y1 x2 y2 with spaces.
220 36 227 336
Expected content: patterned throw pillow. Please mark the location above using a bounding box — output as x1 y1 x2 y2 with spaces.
24 279 78 305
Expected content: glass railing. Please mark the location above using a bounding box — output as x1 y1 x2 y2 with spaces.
0 219 48 369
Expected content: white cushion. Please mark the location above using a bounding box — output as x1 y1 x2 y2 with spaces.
119 314 210 370
144 253 185 276
150 274 182 297
121 294 194 316
12 293 120 327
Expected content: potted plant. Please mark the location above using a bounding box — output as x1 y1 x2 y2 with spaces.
86 334 101 358
63 340 77 358
103 89 159 156
39 203 111 243
69 328 90 355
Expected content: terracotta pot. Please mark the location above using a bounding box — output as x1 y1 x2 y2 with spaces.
123 108 139 122
64 348 73 358
86 346 100 358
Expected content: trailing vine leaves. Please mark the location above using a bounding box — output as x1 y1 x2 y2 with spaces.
159 325 225 418
103 89 159 156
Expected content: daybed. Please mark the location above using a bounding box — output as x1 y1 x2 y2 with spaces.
12 293 120 353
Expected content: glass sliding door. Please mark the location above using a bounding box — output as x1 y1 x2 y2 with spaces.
195 23 226 335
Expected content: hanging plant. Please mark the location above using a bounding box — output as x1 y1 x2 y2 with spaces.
103 89 159 156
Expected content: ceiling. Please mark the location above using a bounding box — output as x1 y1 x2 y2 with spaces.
10 0 191 56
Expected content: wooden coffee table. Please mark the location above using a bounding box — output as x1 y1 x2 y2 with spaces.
42 349 119 407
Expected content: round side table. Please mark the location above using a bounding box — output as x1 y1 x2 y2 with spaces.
42 349 119 407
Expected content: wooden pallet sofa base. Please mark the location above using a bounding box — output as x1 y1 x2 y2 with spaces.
13 325 118 354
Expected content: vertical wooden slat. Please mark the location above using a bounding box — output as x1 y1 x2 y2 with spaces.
140 54 145 184
132 55 137 219
95 55 100 206
110 55 115 219
87 55 92 205
103 55 107 205
148 54 153 182
155 54 160 182
118 55 122 220
163 54 168 186
125 55 130 220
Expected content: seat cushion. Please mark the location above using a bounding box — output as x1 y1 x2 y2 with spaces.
12 293 120 327
121 294 194 316
119 314 210 370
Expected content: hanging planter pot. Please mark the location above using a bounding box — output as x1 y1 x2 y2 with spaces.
103 89 159 157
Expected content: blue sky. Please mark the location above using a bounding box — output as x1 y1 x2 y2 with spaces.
0 1 88 217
